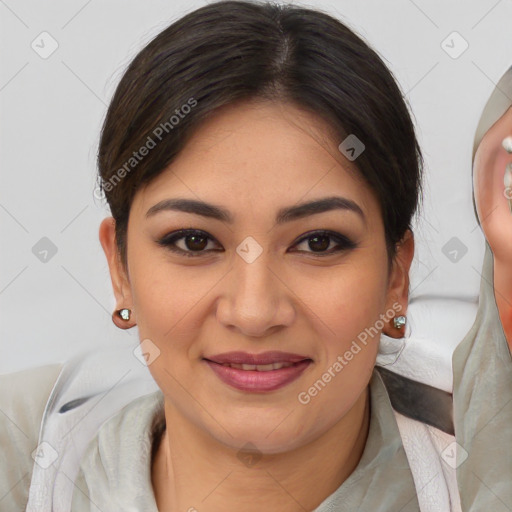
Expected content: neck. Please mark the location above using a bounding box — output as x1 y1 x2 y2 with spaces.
152 387 370 512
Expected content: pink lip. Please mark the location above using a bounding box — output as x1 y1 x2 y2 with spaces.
204 351 311 365
203 352 312 392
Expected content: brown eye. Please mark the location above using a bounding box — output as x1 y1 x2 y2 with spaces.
307 234 330 252
157 229 221 257
292 230 357 256
183 233 208 251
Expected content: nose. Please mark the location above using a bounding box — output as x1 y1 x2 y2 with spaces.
216 248 295 338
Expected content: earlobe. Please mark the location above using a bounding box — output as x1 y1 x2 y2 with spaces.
98 217 135 325
383 230 415 337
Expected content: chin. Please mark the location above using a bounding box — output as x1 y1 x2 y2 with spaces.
209 416 311 455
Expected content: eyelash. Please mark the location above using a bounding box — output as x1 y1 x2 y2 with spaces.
156 229 357 258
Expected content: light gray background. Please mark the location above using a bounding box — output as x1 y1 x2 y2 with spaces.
1 0 510 373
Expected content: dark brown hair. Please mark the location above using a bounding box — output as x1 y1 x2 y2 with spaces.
96 0 423 271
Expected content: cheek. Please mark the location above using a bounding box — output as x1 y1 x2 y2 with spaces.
306 259 388 338
289 258 388 404
128 255 213 391
128 247 207 350
292 268 385 433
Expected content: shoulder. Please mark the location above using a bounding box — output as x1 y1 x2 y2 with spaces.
70 389 164 511
0 363 63 511
375 368 461 511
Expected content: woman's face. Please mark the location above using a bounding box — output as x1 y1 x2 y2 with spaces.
100 100 413 453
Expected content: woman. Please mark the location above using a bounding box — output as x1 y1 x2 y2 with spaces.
1 1 458 511
452 66 512 511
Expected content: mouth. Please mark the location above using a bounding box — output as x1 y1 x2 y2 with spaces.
202 351 313 392
209 361 300 371
203 350 312 366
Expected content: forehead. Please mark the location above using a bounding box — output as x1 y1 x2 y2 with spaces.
131 100 378 222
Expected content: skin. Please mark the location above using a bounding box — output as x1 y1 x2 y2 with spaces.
99 99 414 512
473 106 512 351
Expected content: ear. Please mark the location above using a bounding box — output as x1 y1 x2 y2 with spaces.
98 217 136 327
383 229 415 337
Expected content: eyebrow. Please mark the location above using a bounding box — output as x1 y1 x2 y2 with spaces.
145 196 366 225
